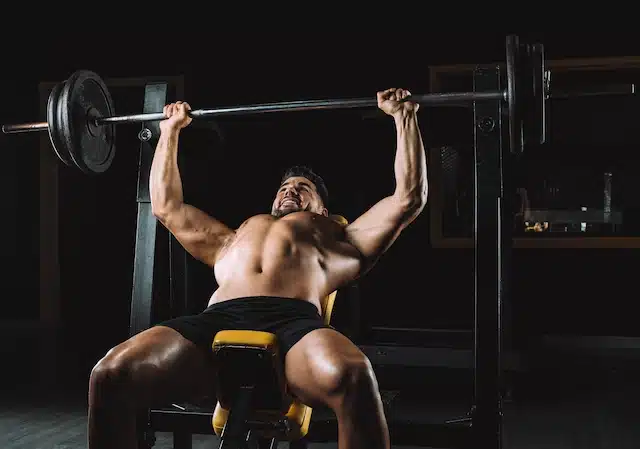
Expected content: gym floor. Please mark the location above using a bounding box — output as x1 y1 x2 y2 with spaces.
2 368 639 449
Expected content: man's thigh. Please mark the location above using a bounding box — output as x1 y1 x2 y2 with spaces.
94 324 217 406
283 328 368 407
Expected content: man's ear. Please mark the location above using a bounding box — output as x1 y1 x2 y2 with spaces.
322 207 329 217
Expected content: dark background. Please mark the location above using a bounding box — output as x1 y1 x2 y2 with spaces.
2 32 640 392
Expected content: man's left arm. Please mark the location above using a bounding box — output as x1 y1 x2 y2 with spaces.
345 88 428 275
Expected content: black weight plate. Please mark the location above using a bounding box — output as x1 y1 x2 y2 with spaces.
46 81 73 166
530 43 547 145
506 35 523 154
519 42 535 148
58 70 116 174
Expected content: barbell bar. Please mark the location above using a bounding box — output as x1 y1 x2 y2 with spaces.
1 35 542 175
2 91 506 133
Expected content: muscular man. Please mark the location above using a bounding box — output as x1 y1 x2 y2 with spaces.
88 88 427 449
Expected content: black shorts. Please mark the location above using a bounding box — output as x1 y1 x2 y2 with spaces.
156 296 332 359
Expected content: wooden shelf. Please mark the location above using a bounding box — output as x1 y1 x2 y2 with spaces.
430 237 640 249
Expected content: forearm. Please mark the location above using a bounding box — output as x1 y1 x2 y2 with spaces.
392 111 428 206
150 130 184 215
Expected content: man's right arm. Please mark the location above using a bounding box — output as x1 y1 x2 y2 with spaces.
150 112 235 268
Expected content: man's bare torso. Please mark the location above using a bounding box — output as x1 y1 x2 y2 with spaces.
208 211 362 313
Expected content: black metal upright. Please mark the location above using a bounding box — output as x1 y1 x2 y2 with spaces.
471 64 506 449
129 82 170 336
129 82 170 449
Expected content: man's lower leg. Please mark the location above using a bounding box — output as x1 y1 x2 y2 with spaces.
333 372 390 449
88 365 139 449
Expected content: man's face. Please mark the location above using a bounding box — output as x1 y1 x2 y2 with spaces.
271 176 327 218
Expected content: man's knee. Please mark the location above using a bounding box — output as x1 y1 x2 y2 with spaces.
89 343 141 396
321 351 377 398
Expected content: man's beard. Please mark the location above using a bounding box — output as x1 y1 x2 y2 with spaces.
272 209 292 218
272 204 309 218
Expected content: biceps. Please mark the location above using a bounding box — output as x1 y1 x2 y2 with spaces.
161 204 235 265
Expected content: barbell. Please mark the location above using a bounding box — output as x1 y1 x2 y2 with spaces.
2 35 545 175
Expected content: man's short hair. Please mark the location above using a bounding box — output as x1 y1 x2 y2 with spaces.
280 165 329 206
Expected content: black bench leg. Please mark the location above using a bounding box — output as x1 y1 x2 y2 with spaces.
219 387 254 449
136 410 156 449
137 429 156 449
256 436 278 449
173 431 192 449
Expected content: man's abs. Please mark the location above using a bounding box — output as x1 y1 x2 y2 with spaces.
207 213 360 309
